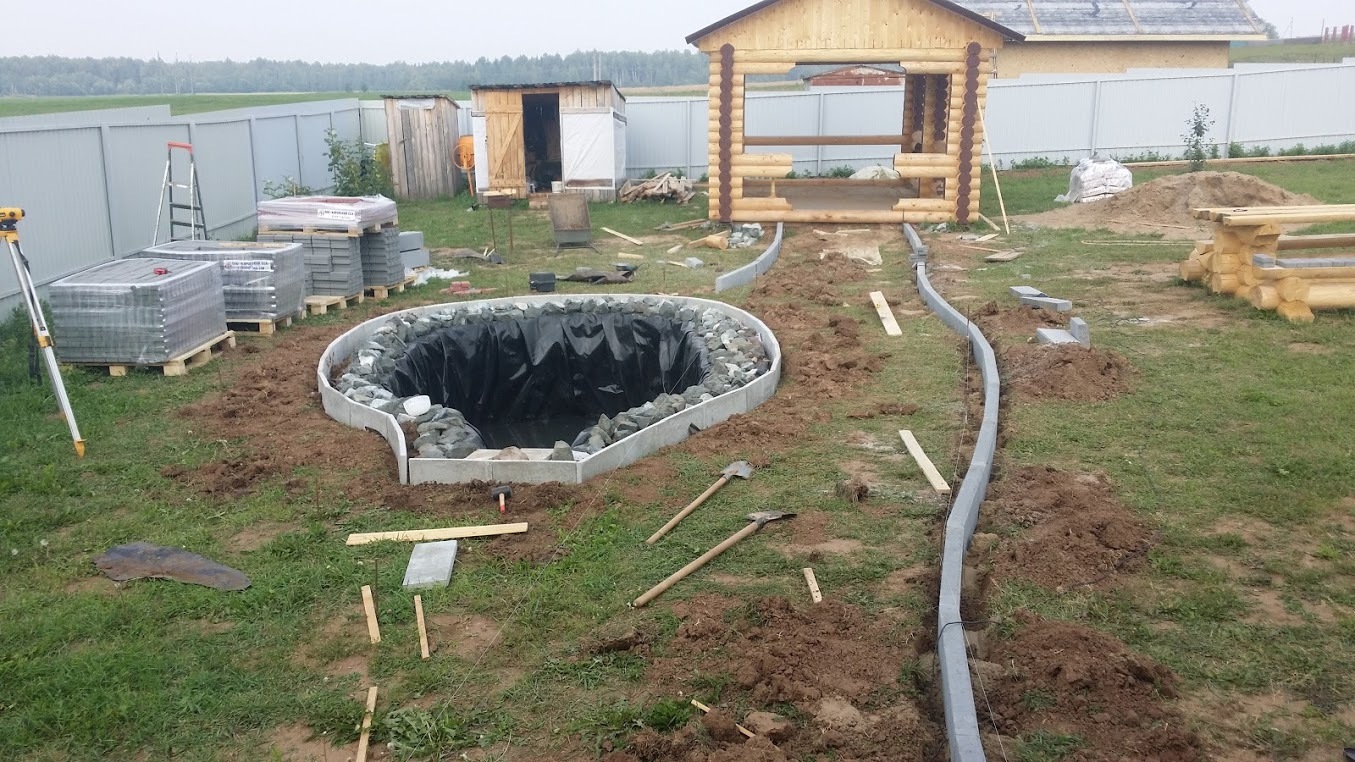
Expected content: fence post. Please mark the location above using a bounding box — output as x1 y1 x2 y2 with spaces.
246 118 261 206
1088 80 1102 157
97 125 119 259
686 99 695 178
293 114 304 189
816 92 826 175
1223 70 1242 153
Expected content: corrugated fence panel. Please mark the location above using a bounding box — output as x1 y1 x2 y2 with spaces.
985 80 1096 164
360 102 387 143
250 116 302 197
331 108 361 143
820 88 906 169
0 106 171 130
625 99 697 177
745 93 820 172
0 128 112 304
190 119 256 240
1095 74 1234 156
104 123 192 257
298 114 335 190
1231 66 1355 150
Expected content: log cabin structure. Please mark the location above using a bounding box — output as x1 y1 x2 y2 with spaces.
687 0 1023 225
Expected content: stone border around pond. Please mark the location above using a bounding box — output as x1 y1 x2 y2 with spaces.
316 294 782 485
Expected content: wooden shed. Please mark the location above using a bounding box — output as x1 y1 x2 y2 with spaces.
383 95 462 199
687 0 1023 225
470 82 628 201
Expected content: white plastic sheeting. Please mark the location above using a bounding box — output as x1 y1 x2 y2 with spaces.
561 111 621 188
1056 158 1134 204
472 115 489 192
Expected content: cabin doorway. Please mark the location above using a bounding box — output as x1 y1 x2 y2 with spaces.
522 93 562 191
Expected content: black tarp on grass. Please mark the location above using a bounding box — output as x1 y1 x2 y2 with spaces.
389 312 709 448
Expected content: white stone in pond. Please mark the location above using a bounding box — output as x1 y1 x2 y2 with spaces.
403 395 433 417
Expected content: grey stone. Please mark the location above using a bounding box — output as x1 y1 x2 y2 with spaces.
402 540 459 590
1035 328 1080 346
444 442 479 459
1069 317 1091 347
1009 285 1045 298
550 441 575 462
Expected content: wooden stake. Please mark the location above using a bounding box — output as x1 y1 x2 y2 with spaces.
802 568 823 604
869 291 903 336
977 213 1001 232
690 700 756 739
898 430 952 495
361 585 381 644
414 595 430 660
346 522 529 546
601 227 644 245
976 106 1010 235
356 686 378 762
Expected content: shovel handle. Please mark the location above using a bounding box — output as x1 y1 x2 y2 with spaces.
645 476 730 545
633 520 760 608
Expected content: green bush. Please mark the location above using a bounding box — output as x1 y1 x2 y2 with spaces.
325 129 392 197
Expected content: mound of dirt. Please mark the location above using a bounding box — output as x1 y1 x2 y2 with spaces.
980 612 1203 761
1001 345 1134 402
981 466 1156 590
973 302 1068 342
1023 171 1321 238
638 595 938 761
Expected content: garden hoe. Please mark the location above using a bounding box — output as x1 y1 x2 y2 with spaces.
632 510 794 608
646 461 754 545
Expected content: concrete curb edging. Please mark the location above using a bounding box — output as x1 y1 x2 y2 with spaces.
714 222 785 293
316 294 782 486
911 227 1001 762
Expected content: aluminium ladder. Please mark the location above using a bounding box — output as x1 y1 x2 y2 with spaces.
151 141 208 246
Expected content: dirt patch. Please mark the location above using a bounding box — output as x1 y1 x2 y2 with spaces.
981 466 1156 591
982 612 1203 760
1000 345 1135 402
1022 171 1321 238
262 724 343 762
643 596 938 761
64 576 120 595
973 302 1068 342
1288 342 1335 355
847 402 920 419
225 522 299 553
429 613 502 661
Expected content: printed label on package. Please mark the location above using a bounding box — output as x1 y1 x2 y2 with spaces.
221 259 275 273
317 209 359 222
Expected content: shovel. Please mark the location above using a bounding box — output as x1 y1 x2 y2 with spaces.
632 511 795 608
646 461 754 545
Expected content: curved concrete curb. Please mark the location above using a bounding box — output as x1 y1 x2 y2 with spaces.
914 251 1001 761
316 294 782 486
714 222 785 293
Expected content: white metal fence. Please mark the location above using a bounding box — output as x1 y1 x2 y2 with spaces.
0 99 362 314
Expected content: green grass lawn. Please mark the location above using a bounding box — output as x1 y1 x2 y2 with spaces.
1231 42 1355 64
0 92 472 118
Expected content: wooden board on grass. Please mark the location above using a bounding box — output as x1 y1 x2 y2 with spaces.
898 430 951 494
869 291 903 336
346 522 529 546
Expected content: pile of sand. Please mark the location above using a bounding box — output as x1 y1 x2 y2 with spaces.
1023 171 1321 238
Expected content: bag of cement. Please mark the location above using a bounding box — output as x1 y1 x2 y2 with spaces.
1056 158 1132 204
850 165 901 180
257 195 398 232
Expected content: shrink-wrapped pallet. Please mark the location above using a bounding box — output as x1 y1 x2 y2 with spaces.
138 240 305 321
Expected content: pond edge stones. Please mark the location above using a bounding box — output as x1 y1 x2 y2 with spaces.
332 296 772 460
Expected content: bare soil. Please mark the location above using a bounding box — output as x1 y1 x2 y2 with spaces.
1000 345 1135 402
1022 171 1321 238
973 302 1068 340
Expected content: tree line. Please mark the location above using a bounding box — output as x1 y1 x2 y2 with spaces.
0 51 714 96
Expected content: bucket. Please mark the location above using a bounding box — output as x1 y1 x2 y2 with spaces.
551 181 564 194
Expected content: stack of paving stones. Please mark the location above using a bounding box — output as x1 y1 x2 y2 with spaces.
139 240 306 321
335 297 772 460
360 226 406 288
49 257 227 364
399 231 430 270
258 232 364 298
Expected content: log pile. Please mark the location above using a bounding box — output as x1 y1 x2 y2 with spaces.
620 173 696 204
1181 205 1355 322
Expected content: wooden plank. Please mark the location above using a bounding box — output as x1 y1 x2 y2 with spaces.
869 291 903 337
984 250 1024 263
600 227 644 245
978 213 1001 232
802 568 823 604
745 134 910 146
898 430 952 495
361 585 381 644
691 700 756 739
414 595 431 660
346 522 530 546
356 686 378 762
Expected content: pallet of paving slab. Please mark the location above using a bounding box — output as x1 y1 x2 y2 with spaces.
227 311 304 337
258 220 398 237
70 332 237 378
364 276 417 301
304 293 364 316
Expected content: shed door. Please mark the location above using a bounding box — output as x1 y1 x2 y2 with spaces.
484 91 526 196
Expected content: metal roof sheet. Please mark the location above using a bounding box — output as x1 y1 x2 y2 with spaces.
955 0 1262 37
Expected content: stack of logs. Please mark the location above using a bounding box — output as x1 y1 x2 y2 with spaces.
620 173 697 204
1180 204 1355 322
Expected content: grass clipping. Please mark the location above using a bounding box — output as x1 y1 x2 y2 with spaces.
1024 171 1320 237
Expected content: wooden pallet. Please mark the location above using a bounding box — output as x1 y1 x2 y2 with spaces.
364 276 417 301
258 219 398 237
72 332 237 378
227 311 303 337
304 293 364 316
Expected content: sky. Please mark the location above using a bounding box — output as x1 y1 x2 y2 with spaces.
10 0 1349 64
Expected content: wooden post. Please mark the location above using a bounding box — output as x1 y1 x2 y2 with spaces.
414 595 431 660
361 585 381 644
955 42 983 226
717 44 735 223
356 686 378 762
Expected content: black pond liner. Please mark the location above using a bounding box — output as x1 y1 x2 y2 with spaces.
388 312 710 449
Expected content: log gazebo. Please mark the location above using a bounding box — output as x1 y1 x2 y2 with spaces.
686 0 1023 225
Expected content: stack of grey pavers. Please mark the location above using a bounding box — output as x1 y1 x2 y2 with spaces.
257 232 365 298
137 240 306 322
360 225 406 288
399 231 430 271
49 258 227 365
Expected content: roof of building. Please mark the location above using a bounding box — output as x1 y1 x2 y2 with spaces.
956 0 1264 39
806 64 908 78
686 0 1025 44
469 81 620 93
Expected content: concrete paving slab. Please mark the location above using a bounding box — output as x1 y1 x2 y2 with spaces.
403 540 459 590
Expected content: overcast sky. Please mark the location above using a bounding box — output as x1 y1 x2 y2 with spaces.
10 0 1347 64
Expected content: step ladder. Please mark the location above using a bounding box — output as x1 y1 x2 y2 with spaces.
151 141 208 246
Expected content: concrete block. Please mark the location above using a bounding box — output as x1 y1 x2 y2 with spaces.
1036 328 1079 345
402 540 458 590
1020 295 1073 312
1009 285 1045 298
398 231 425 251
1069 317 1091 347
